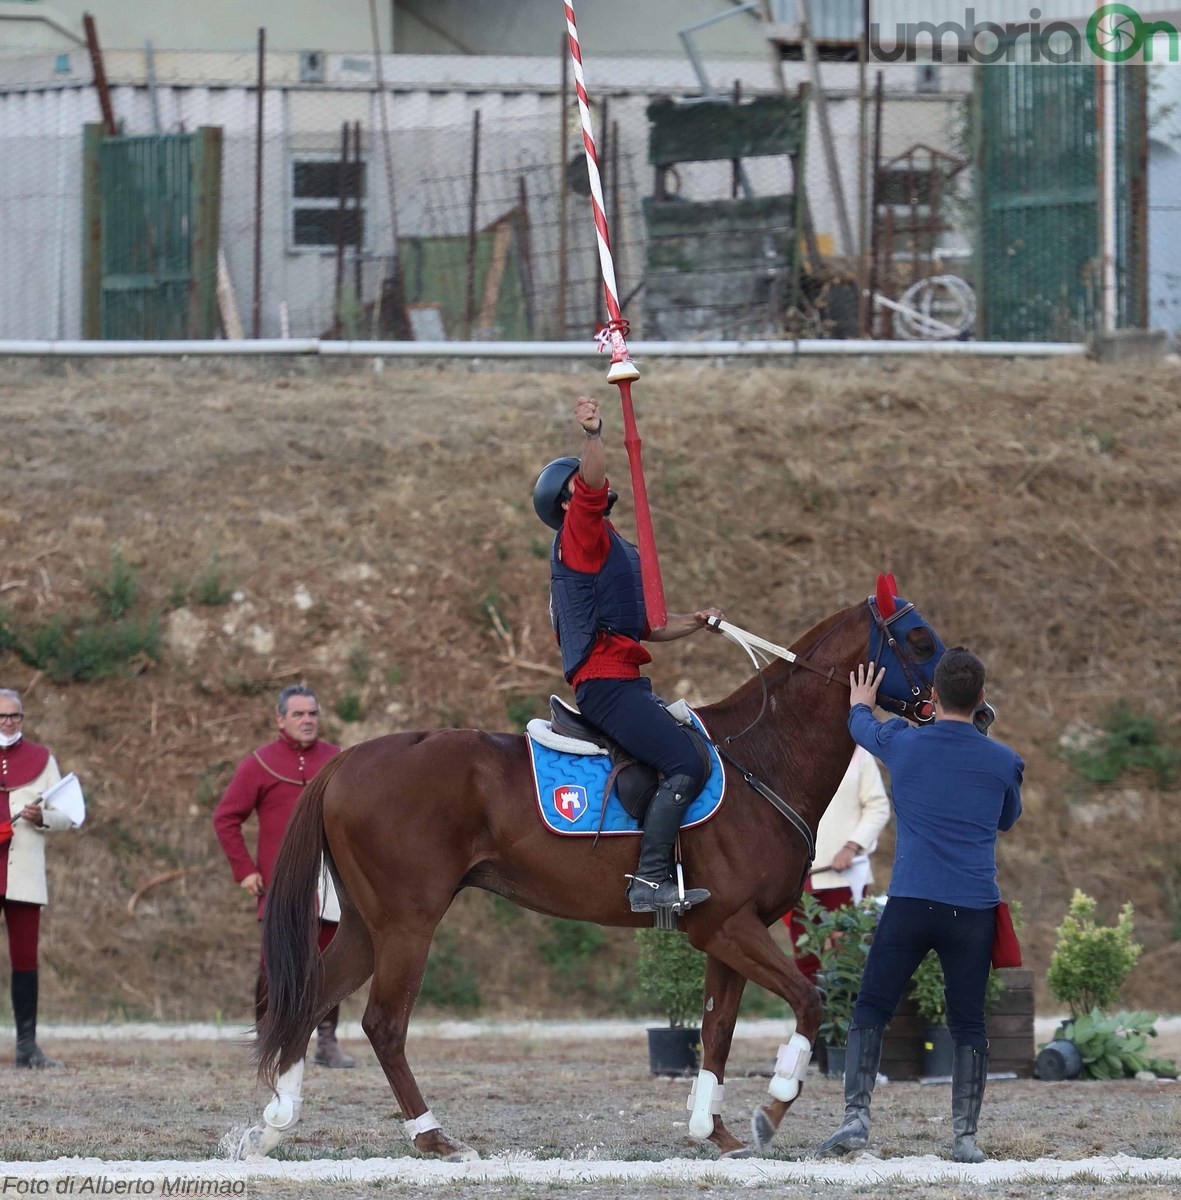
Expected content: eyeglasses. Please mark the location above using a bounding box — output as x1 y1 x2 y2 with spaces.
0 714 24 724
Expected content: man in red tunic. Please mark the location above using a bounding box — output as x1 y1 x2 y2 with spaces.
1 687 77 1068
213 685 354 1067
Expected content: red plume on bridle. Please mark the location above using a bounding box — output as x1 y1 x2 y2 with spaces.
875 572 899 618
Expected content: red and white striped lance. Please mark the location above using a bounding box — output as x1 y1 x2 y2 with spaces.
563 0 638 384
561 0 665 626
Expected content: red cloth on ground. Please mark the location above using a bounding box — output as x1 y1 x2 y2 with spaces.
212 734 340 917
558 475 652 689
782 881 854 984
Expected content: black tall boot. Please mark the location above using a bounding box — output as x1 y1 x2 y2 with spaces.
626 772 710 913
951 1043 989 1162
816 1024 884 1155
313 1004 356 1068
12 969 63 1069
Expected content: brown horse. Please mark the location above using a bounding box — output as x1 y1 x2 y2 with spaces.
247 575 946 1160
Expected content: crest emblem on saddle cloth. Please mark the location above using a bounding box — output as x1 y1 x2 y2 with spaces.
553 784 588 821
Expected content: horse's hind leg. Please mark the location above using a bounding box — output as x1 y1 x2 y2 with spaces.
688 955 755 1159
237 908 374 1160
363 928 478 1162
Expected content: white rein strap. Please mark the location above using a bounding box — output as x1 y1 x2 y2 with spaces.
703 615 817 865
705 616 797 670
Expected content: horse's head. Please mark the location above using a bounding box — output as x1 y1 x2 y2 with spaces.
866 573 946 724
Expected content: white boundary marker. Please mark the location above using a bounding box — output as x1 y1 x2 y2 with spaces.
6 1016 1179 1042
0 1152 1178 1187
0 337 1087 359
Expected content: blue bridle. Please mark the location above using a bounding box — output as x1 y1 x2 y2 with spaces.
866 594 946 723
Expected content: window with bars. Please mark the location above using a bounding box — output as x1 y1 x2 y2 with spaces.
290 155 367 250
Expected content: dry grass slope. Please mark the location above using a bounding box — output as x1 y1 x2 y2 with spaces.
0 354 1178 1021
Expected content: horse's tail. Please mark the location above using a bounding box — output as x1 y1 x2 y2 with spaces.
254 747 354 1088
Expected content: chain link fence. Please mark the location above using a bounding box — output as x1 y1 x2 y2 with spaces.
0 35 1169 344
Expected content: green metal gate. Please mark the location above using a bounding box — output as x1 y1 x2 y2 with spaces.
975 65 1146 341
82 126 222 339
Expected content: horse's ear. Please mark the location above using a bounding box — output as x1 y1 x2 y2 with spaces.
875 573 896 618
886 572 898 597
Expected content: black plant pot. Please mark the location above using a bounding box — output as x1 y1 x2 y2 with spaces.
922 1025 955 1077
647 1026 701 1077
1036 1038 1082 1081
824 1043 847 1079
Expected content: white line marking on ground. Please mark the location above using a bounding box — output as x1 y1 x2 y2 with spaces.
0 1154 1178 1186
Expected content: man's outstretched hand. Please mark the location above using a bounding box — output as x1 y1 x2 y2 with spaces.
849 661 886 710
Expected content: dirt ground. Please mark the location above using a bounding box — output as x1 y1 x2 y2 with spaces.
0 1031 1178 1199
0 354 1180 1024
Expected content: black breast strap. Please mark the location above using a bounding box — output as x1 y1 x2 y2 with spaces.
715 744 816 866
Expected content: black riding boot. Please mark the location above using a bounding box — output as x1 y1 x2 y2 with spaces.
951 1043 989 1162
12 969 63 1069
626 772 710 913
313 1004 356 1068
816 1024 883 1155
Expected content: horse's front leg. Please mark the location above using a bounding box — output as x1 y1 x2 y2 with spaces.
693 910 822 1154
689 954 754 1159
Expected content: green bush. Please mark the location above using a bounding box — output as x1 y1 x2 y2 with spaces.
633 929 706 1028
334 691 365 723
91 552 138 620
20 614 160 682
795 894 881 1047
1056 1009 1176 1080
418 931 481 1014
1063 704 1178 789
1047 890 1142 1018
191 556 234 607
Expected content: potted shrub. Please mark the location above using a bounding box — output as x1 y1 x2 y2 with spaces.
795 894 882 1077
633 928 706 1076
1039 890 1175 1080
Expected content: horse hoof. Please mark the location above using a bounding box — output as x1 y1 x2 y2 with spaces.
721 1146 756 1160
751 1106 775 1152
234 1123 283 1160
444 1142 480 1163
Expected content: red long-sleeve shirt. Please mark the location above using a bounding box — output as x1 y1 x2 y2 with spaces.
211 734 339 916
558 474 652 689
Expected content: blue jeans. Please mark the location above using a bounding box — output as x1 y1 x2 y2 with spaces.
574 676 705 790
853 895 996 1049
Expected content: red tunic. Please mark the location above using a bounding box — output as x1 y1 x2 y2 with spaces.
212 734 340 917
558 475 652 689
1 738 52 896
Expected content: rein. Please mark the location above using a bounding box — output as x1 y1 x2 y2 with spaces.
701 600 933 860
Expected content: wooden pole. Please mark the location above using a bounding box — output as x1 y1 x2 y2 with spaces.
251 27 265 338
464 108 481 341
557 36 570 340
83 13 116 137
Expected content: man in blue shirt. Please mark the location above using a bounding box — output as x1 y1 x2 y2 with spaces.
817 647 1023 1163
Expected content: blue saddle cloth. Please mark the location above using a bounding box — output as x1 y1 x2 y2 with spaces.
527 707 725 837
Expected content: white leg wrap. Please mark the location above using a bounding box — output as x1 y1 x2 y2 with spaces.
263 1059 305 1132
768 1032 812 1103
686 1069 724 1139
404 1109 443 1141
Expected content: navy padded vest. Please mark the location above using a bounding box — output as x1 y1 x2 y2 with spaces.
550 528 647 681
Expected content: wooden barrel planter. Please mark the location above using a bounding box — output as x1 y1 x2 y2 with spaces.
881 968 1036 1080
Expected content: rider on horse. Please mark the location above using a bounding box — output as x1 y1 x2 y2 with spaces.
532 396 724 916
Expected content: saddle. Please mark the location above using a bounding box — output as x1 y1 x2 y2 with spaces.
547 695 713 822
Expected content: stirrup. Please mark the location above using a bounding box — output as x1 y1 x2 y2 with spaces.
626 874 710 916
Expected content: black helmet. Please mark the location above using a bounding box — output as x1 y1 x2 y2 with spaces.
532 457 580 530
